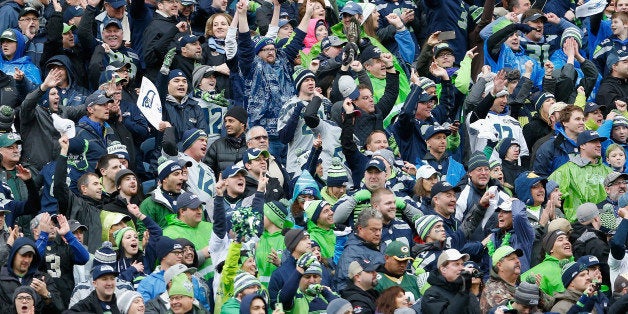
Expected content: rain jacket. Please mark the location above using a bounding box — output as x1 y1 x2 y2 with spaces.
548 155 612 222
521 254 574 295
0 29 41 85
334 233 386 291
163 214 214 279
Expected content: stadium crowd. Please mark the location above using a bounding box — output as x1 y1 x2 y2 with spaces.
2 0 628 312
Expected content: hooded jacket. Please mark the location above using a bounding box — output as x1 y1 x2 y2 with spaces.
0 0 21 33
548 155 612 222
68 115 120 174
43 55 89 107
0 29 41 85
0 237 64 313
0 70 19 109
533 123 581 177
521 254 574 295
339 281 379 314
163 215 214 278
19 86 86 170
421 269 481 314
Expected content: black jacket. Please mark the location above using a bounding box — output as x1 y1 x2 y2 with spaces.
421 269 481 314
597 76 628 113
65 290 121 314
570 222 610 263
204 134 247 180
243 175 284 202
339 282 379 314
141 12 180 82
522 113 552 155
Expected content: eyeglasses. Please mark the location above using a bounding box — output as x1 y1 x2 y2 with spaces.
170 250 184 256
19 18 38 23
16 296 33 301
251 135 268 141
609 180 628 187
260 47 276 53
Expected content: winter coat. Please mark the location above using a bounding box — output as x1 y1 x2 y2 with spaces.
339 282 379 314
0 29 41 85
0 70 20 109
43 55 89 107
597 76 628 112
548 155 612 222
551 289 597 314
533 124 579 176
418 153 466 186
522 113 552 153
0 238 64 313
334 234 386 291
66 290 121 314
68 116 120 173
243 175 284 202
479 274 515 313
487 200 535 272
137 187 177 238
204 133 247 180
163 215 214 278
19 87 86 170
570 222 610 263
421 269 481 314
141 12 179 82
256 229 285 288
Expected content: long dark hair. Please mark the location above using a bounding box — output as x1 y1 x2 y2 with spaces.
376 286 406 314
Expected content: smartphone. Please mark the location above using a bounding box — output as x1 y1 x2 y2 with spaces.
438 31 456 41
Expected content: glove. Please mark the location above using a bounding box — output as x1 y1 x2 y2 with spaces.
342 43 356 66
460 270 473 293
160 47 177 74
395 197 407 210
353 190 372 202
514 23 535 34
305 284 324 296
296 252 317 270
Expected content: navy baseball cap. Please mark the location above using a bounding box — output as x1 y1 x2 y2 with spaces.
321 36 346 50
103 17 122 29
340 1 363 16
177 34 204 48
576 130 606 146
221 165 248 179
422 124 451 140
365 158 386 172
430 181 461 198
85 90 113 107
177 192 205 210
417 92 438 103
105 0 126 9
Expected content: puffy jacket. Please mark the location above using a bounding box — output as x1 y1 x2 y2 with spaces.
19 87 86 170
521 254 574 295
334 233 386 291
548 155 612 222
161 95 208 143
204 133 247 180
421 269 481 314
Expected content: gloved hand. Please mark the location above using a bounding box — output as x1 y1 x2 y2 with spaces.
342 43 356 66
296 252 317 270
305 284 324 296
514 23 535 34
395 197 407 209
160 47 177 74
353 190 372 202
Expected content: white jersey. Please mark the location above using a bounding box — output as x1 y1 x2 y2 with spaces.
467 111 529 159
180 154 216 221
193 97 228 146
277 96 327 175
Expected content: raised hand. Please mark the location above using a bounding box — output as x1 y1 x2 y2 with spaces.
55 214 70 236
16 164 32 181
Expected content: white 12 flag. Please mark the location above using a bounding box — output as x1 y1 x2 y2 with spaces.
137 77 162 129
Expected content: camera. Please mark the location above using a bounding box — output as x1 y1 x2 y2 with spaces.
462 269 483 278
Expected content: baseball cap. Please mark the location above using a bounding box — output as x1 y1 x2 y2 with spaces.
417 92 438 103
177 34 204 48
242 148 270 164
221 165 248 179
430 181 461 198
384 241 413 261
338 75 359 100
605 172 628 187
576 130 607 146
433 43 454 57
321 36 346 50
340 1 363 16
163 263 197 284
19 6 39 18
105 0 126 9
365 158 386 172
576 255 601 268
92 264 118 280
85 90 113 107
103 17 123 29
0 30 17 42
522 12 548 23
348 259 378 278
491 245 523 266
0 133 22 147
68 220 88 232
17 245 35 255
584 102 606 115
106 60 132 72
62 23 77 34
422 124 451 140
436 249 469 268
176 192 205 210
494 199 513 212
416 164 440 179
607 50 628 71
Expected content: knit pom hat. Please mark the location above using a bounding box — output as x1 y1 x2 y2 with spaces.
253 36 275 55
304 200 329 223
12 286 40 306
233 272 261 295
414 215 443 241
417 77 436 91
293 66 315 91
304 260 323 275
495 137 519 160
0 105 14 131
157 159 183 182
93 241 117 267
327 157 348 187
264 201 291 229
180 128 207 152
